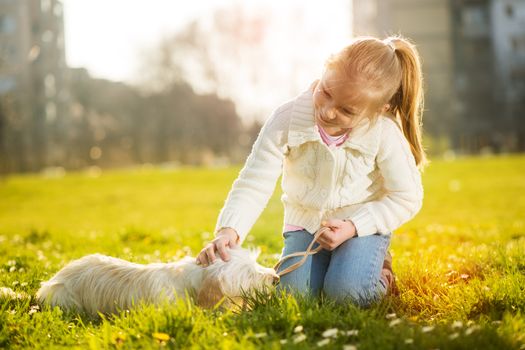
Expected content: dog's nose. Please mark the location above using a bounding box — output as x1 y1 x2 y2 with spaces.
272 274 280 285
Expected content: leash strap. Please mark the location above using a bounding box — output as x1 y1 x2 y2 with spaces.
274 226 331 278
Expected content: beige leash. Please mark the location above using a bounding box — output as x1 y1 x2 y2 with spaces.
274 226 331 278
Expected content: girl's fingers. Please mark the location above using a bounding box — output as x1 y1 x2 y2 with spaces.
316 237 326 248
319 241 332 251
205 245 216 265
319 229 334 241
216 242 230 261
316 236 330 248
196 251 208 266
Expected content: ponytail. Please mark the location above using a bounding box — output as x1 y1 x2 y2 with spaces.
328 35 429 170
388 37 428 171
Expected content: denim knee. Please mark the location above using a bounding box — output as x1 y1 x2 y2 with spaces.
323 276 385 307
322 233 390 307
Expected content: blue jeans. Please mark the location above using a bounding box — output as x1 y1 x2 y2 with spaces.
276 229 391 307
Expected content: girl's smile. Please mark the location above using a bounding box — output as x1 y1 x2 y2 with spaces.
312 68 365 136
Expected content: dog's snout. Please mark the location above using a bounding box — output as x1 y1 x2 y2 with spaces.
263 273 280 285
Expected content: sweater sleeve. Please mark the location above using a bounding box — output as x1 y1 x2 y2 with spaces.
214 106 289 243
348 118 424 236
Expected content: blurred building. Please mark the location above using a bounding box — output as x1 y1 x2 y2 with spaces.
0 0 69 172
352 0 525 153
490 1 525 151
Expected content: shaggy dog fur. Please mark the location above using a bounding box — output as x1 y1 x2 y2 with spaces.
36 247 278 316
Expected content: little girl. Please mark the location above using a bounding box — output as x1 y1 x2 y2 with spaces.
196 35 427 306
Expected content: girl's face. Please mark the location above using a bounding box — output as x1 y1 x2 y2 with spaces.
312 68 365 132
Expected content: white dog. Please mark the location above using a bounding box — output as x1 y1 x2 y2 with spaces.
36 247 278 316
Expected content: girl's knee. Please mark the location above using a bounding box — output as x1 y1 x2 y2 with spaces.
323 278 385 307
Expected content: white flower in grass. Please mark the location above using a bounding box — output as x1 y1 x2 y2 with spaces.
279 339 288 344
465 325 481 335
343 345 358 350
451 320 463 329
36 250 47 261
0 287 23 300
405 338 414 344
389 319 402 327
28 305 40 315
385 313 397 319
254 332 267 338
322 328 338 338
345 329 359 336
422 326 435 333
293 325 303 333
293 334 307 343
449 332 460 340
317 338 330 347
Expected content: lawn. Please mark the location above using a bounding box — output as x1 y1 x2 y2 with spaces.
0 155 524 349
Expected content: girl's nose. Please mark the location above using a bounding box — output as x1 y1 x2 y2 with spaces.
324 108 337 120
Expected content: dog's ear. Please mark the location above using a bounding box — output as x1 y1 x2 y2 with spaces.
196 275 225 308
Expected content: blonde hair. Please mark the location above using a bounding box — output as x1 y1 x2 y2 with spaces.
325 35 428 170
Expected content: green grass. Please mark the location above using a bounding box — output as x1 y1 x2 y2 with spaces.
1 155 524 349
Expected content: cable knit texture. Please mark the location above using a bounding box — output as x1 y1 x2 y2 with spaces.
215 86 424 243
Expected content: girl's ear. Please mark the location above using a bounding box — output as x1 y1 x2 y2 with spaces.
381 103 391 113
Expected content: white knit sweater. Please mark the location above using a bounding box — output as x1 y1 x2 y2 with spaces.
215 87 424 243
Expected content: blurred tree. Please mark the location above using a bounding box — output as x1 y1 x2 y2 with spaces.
1 3 272 174
138 21 216 94
66 66 243 169
137 4 271 121
69 68 168 168
136 13 259 165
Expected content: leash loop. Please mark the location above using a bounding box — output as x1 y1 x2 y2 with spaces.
274 226 331 279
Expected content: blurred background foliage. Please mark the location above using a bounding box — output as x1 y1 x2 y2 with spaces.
0 0 524 175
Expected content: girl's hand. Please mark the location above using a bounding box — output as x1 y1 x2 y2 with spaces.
196 228 239 267
317 219 357 251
